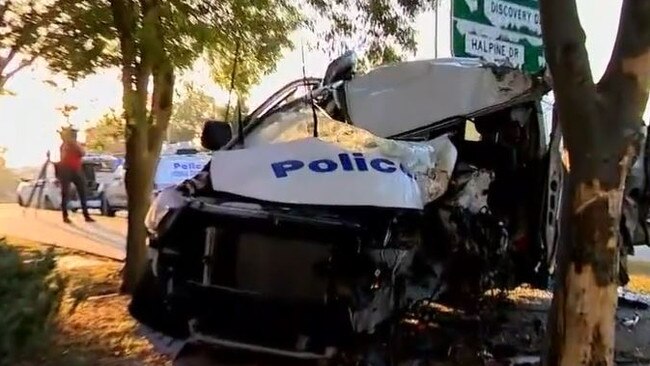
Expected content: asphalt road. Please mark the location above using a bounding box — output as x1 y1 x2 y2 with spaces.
1 202 650 263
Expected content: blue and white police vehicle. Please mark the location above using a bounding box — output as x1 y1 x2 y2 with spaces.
100 144 210 216
130 54 650 363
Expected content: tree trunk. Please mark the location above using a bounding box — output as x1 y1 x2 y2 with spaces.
545 149 632 365
540 0 650 365
111 0 174 293
121 143 155 293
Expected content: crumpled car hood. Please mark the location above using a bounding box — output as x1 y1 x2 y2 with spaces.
209 111 457 209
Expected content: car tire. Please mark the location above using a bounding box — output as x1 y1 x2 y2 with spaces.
43 196 55 210
129 262 190 340
100 194 116 217
17 195 24 207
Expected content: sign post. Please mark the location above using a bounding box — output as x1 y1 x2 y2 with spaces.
451 0 545 73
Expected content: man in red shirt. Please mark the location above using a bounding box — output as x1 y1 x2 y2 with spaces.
57 127 94 223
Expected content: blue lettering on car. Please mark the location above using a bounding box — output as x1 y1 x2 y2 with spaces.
173 162 204 170
308 159 338 173
272 160 305 178
271 153 414 179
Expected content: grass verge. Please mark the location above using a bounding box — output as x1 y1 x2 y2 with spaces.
2 236 169 366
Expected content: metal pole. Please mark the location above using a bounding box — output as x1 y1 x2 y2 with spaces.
434 1 439 58
224 38 241 124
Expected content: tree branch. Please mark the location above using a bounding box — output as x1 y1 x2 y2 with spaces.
110 0 139 86
3 53 37 80
139 0 174 152
598 0 650 121
0 49 36 91
110 0 149 130
0 47 19 72
540 0 596 105
148 63 174 152
540 0 602 174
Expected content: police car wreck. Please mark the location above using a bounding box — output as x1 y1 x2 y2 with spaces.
129 56 566 361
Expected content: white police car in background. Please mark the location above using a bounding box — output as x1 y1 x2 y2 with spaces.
101 144 210 215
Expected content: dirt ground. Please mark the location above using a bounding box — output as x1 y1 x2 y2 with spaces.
5 236 170 366
6 236 650 366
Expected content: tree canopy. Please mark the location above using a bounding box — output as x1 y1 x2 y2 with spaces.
305 0 436 66
32 0 436 88
34 0 299 86
84 109 125 153
0 0 61 92
168 82 226 143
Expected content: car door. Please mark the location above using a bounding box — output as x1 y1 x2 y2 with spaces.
541 108 564 277
544 113 649 285
621 124 650 250
17 179 36 205
104 164 128 208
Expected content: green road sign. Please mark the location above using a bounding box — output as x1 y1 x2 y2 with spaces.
451 0 545 73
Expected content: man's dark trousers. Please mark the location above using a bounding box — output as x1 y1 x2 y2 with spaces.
57 165 91 219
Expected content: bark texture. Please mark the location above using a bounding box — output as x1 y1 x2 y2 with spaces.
111 0 174 293
541 0 650 365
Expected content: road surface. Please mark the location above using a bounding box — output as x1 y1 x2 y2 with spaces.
1 203 650 263
0 203 126 260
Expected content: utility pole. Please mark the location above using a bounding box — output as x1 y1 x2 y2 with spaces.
434 1 439 58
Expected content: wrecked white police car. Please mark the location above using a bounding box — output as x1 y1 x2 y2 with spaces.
130 55 650 360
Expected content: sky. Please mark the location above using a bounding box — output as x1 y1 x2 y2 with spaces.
0 0 646 168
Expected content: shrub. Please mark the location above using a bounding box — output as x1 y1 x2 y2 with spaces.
0 239 65 366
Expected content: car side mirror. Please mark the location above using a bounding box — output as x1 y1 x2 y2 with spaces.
201 120 232 151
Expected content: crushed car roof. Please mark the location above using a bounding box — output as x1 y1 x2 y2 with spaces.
343 57 547 138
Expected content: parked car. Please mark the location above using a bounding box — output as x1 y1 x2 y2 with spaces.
16 163 61 209
101 149 211 214
17 154 123 216
129 55 650 363
68 154 122 216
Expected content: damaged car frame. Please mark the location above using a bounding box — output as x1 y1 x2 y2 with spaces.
130 54 649 363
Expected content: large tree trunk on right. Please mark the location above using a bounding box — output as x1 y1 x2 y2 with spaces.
540 0 650 365
545 146 633 365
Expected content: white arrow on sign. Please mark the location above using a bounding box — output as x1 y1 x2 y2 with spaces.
464 0 479 12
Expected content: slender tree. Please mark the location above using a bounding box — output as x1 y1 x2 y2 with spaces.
34 0 298 292
540 1 650 364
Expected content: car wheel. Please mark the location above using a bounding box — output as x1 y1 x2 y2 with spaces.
17 195 24 207
44 196 55 210
101 194 116 217
129 262 190 339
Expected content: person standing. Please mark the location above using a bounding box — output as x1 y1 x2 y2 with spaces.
57 126 94 223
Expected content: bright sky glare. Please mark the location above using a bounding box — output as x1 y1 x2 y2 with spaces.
0 0 646 168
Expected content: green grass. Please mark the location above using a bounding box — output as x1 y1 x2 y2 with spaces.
0 236 169 366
